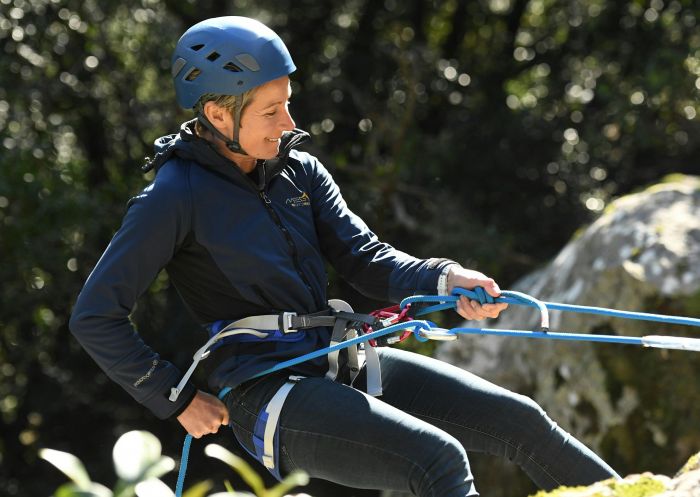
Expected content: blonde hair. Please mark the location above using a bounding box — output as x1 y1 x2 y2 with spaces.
194 88 258 135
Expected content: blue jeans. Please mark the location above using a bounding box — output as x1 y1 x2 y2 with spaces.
225 348 618 497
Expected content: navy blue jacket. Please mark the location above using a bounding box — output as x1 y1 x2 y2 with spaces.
69 120 455 419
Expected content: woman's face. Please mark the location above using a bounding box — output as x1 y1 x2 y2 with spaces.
238 76 295 160
203 76 295 170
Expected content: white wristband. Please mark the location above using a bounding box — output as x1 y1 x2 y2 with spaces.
437 265 453 296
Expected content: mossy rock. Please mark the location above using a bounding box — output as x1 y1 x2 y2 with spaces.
675 452 700 476
529 474 669 497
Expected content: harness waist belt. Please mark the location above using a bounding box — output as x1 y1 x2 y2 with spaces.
169 303 380 402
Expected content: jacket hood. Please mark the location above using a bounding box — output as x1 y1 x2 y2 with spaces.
141 119 310 188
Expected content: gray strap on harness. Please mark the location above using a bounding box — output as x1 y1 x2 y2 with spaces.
362 342 383 396
235 310 336 334
325 300 352 383
326 299 382 396
169 326 268 402
262 375 304 470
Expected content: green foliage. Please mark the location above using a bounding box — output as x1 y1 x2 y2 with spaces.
2 1 700 496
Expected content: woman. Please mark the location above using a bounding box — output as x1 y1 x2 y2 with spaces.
70 16 619 497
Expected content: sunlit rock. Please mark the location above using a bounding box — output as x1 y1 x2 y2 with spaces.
438 175 700 466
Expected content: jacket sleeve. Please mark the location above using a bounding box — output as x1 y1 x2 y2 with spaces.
306 154 457 302
68 164 197 419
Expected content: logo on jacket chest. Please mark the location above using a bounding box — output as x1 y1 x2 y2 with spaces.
285 192 311 207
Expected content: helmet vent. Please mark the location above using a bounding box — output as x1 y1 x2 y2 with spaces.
184 68 201 81
206 51 221 61
235 53 260 72
171 57 187 77
190 44 205 51
223 62 243 73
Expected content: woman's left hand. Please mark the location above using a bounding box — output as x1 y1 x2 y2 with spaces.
447 266 509 321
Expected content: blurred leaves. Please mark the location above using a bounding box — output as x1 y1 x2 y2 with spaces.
2 1 700 496
204 444 310 497
40 432 310 497
40 431 204 497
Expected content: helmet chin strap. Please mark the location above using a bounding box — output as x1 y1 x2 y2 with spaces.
196 99 248 155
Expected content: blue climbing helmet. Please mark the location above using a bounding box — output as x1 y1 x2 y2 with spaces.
171 16 296 109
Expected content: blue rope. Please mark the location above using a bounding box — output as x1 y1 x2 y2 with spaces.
402 288 700 329
450 327 655 345
240 320 432 382
418 327 700 351
175 434 192 497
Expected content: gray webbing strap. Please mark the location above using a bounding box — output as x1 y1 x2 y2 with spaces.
169 327 268 402
326 299 382 396
226 311 336 334
262 375 304 469
228 314 279 331
346 327 361 383
325 316 349 382
363 343 382 396
326 299 357 382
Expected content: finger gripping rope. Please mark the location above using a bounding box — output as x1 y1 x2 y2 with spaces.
473 286 495 304
449 288 550 331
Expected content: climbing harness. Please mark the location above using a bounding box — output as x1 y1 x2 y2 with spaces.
173 286 700 496
169 299 386 404
174 317 428 496
173 299 421 496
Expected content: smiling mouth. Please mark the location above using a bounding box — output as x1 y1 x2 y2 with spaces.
266 137 280 142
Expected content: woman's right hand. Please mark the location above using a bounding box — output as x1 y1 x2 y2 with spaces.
447 266 509 321
177 390 230 438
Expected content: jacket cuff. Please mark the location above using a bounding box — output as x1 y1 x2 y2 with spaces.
144 381 198 420
171 385 198 418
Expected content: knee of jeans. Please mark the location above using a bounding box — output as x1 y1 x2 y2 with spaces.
522 394 554 423
414 433 473 497
510 393 562 444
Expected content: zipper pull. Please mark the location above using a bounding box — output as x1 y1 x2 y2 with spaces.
260 191 272 204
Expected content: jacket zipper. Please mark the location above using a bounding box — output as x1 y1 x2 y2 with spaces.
224 159 318 307
258 189 317 303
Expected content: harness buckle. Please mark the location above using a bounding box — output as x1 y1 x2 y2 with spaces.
280 311 298 333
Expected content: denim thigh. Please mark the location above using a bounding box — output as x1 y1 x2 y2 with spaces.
225 368 477 497
225 348 618 496
372 347 619 489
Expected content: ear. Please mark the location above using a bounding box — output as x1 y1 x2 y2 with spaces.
203 101 229 128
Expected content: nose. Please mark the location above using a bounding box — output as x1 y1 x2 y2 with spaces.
281 106 296 131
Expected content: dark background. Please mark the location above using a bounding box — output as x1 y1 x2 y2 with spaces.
1 0 699 496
